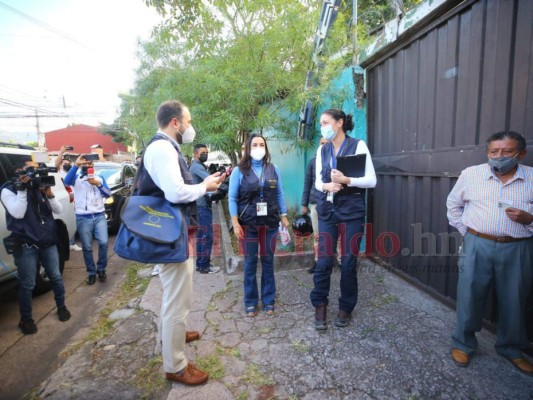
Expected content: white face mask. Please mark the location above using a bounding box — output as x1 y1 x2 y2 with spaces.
250 147 266 161
180 125 196 144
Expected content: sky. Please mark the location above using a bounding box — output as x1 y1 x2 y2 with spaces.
0 0 162 142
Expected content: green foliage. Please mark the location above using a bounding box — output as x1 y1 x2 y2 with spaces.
117 0 423 156
119 1 329 158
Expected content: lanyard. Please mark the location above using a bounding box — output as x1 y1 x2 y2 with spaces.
330 138 348 169
252 165 265 199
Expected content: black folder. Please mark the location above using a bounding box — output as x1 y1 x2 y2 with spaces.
335 153 366 194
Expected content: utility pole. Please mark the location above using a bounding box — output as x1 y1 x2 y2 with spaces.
35 109 45 150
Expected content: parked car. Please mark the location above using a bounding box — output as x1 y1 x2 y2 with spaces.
0 143 76 295
93 162 136 233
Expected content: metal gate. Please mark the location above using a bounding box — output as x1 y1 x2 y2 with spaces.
362 0 533 340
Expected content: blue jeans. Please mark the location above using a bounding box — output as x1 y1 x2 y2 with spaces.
77 213 108 275
241 226 278 308
310 214 364 312
14 244 65 320
195 206 213 271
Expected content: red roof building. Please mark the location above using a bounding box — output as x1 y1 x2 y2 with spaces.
44 124 127 155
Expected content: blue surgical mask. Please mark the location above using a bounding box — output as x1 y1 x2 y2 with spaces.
321 125 337 141
487 153 519 175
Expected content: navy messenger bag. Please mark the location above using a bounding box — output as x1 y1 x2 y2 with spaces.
114 195 188 264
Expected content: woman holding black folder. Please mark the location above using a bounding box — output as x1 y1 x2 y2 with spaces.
311 108 377 330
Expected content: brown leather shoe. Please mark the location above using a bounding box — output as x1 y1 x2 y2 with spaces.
315 304 327 330
185 331 200 343
166 363 209 385
505 357 533 376
451 348 470 367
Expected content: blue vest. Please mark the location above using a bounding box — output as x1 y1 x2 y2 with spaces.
3 183 57 247
134 134 196 224
316 137 366 220
237 163 280 229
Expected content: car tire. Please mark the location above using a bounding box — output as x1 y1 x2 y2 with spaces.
109 197 125 234
33 222 68 295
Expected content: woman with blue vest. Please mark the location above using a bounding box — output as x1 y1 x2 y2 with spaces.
229 134 289 317
312 108 377 330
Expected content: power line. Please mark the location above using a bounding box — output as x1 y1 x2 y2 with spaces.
0 0 91 49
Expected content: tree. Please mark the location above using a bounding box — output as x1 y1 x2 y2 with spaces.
117 1 423 160
118 0 330 163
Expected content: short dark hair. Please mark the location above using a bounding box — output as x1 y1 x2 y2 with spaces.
194 144 207 152
487 131 526 151
322 108 355 132
156 100 186 129
8 157 31 177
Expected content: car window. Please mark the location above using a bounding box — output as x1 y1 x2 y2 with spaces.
0 154 33 186
95 167 122 185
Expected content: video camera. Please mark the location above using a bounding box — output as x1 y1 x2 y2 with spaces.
13 166 56 191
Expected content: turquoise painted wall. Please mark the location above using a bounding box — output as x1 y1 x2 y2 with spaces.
266 66 367 210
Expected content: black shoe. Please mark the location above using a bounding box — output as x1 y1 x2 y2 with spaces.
87 275 96 285
314 304 327 331
97 271 107 282
307 263 316 274
57 306 71 322
18 319 37 335
334 309 352 327
198 265 221 274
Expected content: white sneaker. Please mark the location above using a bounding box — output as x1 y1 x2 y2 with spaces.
151 264 163 276
70 244 82 252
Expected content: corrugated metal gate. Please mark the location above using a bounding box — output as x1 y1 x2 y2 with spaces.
363 0 533 341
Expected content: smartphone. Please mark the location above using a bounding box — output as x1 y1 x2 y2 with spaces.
84 153 100 161
65 145 74 151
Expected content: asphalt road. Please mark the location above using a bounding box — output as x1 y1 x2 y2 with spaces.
0 234 130 400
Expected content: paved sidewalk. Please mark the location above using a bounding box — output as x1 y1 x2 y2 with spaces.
37 256 533 399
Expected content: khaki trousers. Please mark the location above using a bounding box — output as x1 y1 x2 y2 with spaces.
159 258 193 373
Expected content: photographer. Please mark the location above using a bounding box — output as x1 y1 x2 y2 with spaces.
0 160 71 335
64 154 111 285
189 144 226 274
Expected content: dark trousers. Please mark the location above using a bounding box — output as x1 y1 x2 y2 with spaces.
310 214 364 312
452 233 533 359
195 205 213 270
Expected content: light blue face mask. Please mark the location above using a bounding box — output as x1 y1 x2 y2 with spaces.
321 125 337 141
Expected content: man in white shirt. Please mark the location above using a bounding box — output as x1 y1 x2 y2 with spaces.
1 160 71 334
64 156 111 285
138 100 222 386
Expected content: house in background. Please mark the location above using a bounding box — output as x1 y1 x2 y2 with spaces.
44 124 132 162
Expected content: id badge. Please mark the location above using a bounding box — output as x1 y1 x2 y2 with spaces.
327 192 334 203
256 202 268 216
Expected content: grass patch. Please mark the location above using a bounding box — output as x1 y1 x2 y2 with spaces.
195 353 225 380
372 293 399 309
236 392 248 400
361 327 377 335
65 263 151 354
218 346 241 358
133 355 167 393
292 340 310 353
242 364 272 386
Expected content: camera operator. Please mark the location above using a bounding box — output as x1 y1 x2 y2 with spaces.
0 160 71 335
64 154 111 285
